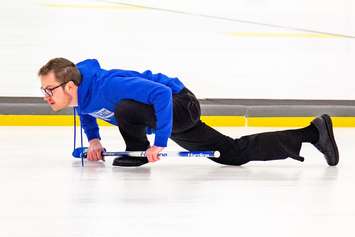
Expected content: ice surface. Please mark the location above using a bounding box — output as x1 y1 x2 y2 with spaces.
0 126 354 237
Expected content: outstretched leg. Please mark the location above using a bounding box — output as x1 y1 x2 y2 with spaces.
171 121 319 166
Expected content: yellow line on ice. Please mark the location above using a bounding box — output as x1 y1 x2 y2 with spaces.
227 32 345 39
201 116 245 127
0 115 245 127
0 115 110 126
248 117 355 127
42 3 143 11
247 117 314 127
1 115 355 127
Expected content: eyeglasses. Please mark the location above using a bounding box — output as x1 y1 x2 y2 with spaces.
41 81 70 97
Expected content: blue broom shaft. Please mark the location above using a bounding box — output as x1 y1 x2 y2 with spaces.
102 151 220 158
73 148 220 158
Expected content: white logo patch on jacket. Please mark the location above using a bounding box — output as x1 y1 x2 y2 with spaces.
89 108 114 121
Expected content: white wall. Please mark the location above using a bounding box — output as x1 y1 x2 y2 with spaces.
0 0 354 99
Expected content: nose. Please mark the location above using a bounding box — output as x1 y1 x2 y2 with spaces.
43 95 53 104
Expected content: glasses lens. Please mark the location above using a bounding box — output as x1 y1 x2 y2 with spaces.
41 88 52 97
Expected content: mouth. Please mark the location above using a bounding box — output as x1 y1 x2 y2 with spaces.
47 101 57 110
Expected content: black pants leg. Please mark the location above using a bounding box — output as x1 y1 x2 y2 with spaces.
114 88 202 151
114 101 155 151
114 88 309 166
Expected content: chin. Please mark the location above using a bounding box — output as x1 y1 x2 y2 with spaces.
51 106 62 112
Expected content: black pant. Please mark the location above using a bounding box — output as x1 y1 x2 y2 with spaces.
114 88 307 166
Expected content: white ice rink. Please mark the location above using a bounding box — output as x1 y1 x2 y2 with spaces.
1 0 354 236
1 126 354 237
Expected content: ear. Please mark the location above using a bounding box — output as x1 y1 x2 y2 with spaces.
65 81 77 92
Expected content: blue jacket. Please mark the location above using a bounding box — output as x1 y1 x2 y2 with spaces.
75 59 185 147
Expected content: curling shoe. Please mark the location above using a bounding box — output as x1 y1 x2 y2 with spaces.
311 114 339 166
112 155 149 167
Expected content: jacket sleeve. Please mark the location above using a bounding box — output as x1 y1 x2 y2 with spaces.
103 77 173 147
79 114 101 141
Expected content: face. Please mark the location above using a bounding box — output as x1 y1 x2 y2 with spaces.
40 71 73 111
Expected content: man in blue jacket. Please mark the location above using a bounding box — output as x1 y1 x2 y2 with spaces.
38 58 339 167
